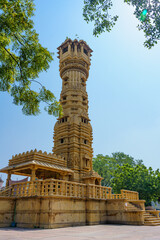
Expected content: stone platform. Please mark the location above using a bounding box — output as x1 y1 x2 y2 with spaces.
0 180 147 228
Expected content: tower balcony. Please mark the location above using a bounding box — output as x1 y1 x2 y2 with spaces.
57 38 92 64
58 39 92 79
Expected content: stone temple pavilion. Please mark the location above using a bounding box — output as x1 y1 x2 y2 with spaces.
0 39 160 228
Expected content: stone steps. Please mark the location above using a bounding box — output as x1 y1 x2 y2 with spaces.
144 217 158 221
127 207 138 210
127 202 160 226
126 203 140 211
144 212 160 226
145 219 160 223
144 221 160 226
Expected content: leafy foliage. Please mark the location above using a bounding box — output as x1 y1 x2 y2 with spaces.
111 164 160 205
93 152 160 205
0 0 62 116
93 152 139 186
83 0 160 48
83 0 118 36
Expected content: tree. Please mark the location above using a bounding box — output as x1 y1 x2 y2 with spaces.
93 152 160 205
0 0 62 116
83 0 160 49
111 152 136 166
111 164 160 205
93 154 113 186
93 152 140 186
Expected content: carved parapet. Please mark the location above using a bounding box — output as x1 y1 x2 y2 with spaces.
9 149 66 167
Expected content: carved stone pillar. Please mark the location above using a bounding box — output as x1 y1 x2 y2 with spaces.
6 172 11 187
31 168 36 181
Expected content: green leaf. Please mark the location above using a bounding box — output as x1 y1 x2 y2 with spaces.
0 0 61 116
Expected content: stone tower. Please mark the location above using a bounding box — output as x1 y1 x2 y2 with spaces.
53 39 93 182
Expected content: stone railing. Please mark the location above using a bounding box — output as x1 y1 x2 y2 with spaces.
6 179 87 199
0 180 139 201
0 186 13 197
111 190 139 200
111 194 123 199
121 189 139 200
87 184 112 199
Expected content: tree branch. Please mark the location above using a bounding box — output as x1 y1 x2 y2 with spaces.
2 46 20 66
18 33 31 48
13 34 26 47
29 80 51 106
30 80 44 88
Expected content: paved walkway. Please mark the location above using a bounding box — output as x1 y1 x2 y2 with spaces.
0 225 160 240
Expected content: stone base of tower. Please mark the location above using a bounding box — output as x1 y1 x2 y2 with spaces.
0 196 146 228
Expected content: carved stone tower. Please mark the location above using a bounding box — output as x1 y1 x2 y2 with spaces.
53 39 93 182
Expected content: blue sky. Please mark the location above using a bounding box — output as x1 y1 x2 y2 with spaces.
1 0 160 183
